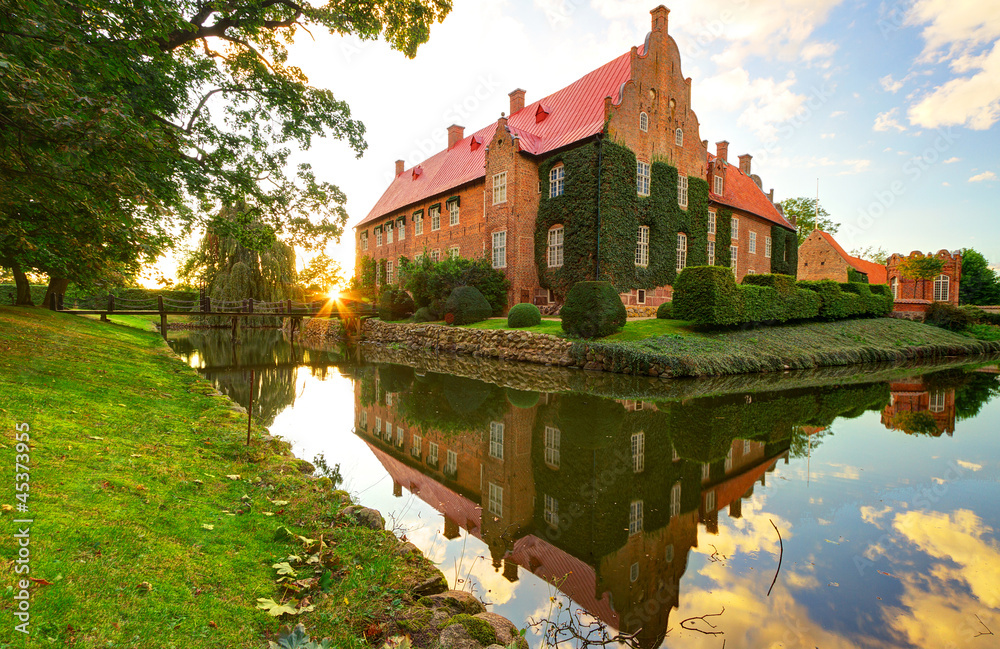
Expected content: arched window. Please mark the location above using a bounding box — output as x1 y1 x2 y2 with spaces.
933 274 950 302
549 165 564 198
639 112 648 132
676 233 687 272
890 277 899 300
675 128 683 146
547 225 564 268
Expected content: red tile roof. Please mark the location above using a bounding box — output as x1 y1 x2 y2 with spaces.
708 154 794 231
358 51 634 227
817 230 888 284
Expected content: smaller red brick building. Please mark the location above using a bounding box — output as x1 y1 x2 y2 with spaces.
798 230 887 284
886 250 962 315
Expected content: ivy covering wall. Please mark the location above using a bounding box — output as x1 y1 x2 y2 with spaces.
716 207 732 270
769 225 797 276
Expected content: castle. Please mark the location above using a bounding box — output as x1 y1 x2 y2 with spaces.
355 6 796 310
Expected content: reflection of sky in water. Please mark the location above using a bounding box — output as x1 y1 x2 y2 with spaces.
179 338 1000 649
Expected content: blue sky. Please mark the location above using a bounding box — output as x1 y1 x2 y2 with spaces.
156 0 1000 284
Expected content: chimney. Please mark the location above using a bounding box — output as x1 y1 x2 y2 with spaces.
716 141 729 163
768 188 774 203
395 159 404 176
509 89 526 115
738 153 752 175
447 124 464 149
650 5 669 32
702 139 709 150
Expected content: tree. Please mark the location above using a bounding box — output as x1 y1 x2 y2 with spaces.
780 197 839 245
850 246 889 265
298 254 344 296
1 0 451 303
958 249 1000 305
899 254 945 300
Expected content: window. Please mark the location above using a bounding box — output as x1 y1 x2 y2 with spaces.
707 240 715 266
396 426 404 446
445 449 458 475
749 231 757 254
544 426 560 468
544 494 559 528
448 200 460 226
492 231 506 268
731 217 739 239
629 500 644 535
376 229 383 247
631 432 645 473
492 171 507 204
414 213 423 235
431 249 440 262
672 446 679 462
399 220 406 240
385 392 392 406
547 225 564 268
933 274 950 302
765 236 772 258
676 233 687 272
630 562 640 583
639 112 648 132
891 277 899 300
448 245 459 259
725 448 733 472
412 435 422 456
637 289 646 304
635 225 649 267
743 439 751 455
488 482 503 516
670 482 681 519
714 175 724 194
428 442 439 466
675 128 683 146
705 490 716 512
430 205 440 231
708 210 716 234
702 462 711 481
731 246 738 277
665 544 675 563
549 165 565 198
385 221 393 244
385 259 393 283
489 421 504 460
386 421 392 438
361 232 368 251
359 410 367 430
375 417 382 436
678 175 688 208
636 161 651 196
929 389 946 413
747 269 756 275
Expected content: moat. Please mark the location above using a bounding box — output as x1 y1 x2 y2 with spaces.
170 331 1000 648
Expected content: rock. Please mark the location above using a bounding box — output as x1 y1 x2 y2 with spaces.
423 589 486 616
340 505 385 530
474 613 527 649
439 623 484 649
441 614 497 647
412 572 448 596
295 459 316 474
395 541 421 559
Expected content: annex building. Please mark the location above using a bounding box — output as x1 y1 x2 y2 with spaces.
355 5 797 310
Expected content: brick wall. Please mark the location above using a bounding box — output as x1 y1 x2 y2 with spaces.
797 229 851 281
886 250 962 306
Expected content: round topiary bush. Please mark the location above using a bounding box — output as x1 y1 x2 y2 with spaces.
377 287 415 321
443 286 492 325
412 306 436 322
561 281 627 338
507 302 541 328
656 301 673 319
505 388 540 409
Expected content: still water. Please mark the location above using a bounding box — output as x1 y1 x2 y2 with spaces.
169 331 1000 648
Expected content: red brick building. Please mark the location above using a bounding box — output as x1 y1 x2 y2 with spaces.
886 250 962 315
880 378 956 436
798 230 888 284
355 5 795 310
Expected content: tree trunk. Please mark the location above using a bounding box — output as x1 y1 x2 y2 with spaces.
11 262 33 306
43 277 70 309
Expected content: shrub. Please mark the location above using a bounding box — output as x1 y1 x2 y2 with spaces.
926 302 974 331
376 287 414 321
411 306 436 322
400 255 509 316
961 305 1000 326
561 281 627 338
798 280 850 320
656 301 673 319
443 286 492 325
742 273 797 294
840 282 893 317
507 302 541 328
672 266 743 326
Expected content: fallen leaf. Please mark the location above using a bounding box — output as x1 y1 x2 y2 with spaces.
225 474 240 480
130 454 141 458
1 504 13 513
270 500 290 506
256 598 298 617
201 524 214 531
28 578 53 586
137 582 153 591
87 436 104 441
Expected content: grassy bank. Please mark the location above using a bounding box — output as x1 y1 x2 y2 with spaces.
461 316 693 341
576 317 1000 377
0 308 443 648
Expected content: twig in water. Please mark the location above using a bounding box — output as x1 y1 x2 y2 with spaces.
973 614 994 637
680 607 725 635
767 518 783 597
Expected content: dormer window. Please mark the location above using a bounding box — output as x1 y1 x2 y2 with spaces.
470 136 482 151
675 128 683 146
412 166 422 179
714 174 724 194
639 112 648 132
549 165 565 198
535 103 550 123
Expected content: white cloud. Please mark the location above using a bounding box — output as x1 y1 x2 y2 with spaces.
905 0 1000 63
830 110 846 117
695 68 808 140
943 157 961 163
880 74 904 93
956 460 982 471
874 107 907 132
908 40 1000 130
820 132 835 139
942 181 950 186
969 171 998 182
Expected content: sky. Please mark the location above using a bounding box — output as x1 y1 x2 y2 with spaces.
150 0 1000 286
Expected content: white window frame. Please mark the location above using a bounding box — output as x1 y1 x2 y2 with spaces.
635 225 649 267
549 165 565 198
412 435 422 456
744 439 751 455
714 174 724 194
492 231 506 269
675 128 683 146
428 442 438 465
544 426 560 468
705 490 716 512
631 432 645 474
731 245 738 277
360 410 367 429
396 426 404 446
765 236 772 258
448 245 459 259
891 277 899 300
445 449 458 475
676 233 687 272
708 210 716 234
376 229 383 247
747 269 756 275
385 220 394 244
639 112 648 132
430 205 440 231
385 259 393 283
414 213 423 236
707 240 715 266
375 417 382 436
930 390 946 413
492 172 507 204
547 225 564 268
731 217 739 240
361 232 368 251
629 500 644 535
448 200 460 226
670 482 681 519
933 274 950 302
678 175 688 208
637 161 650 196
749 231 757 254
431 249 440 262
489 421 504 460
637 289 646 304
488 482 503 517
544 494 559 528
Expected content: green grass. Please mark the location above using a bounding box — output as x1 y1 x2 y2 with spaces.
966 323 1000 341
0 308 441 648
458 316 695 340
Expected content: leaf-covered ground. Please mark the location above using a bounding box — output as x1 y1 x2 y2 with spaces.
0 307 440 648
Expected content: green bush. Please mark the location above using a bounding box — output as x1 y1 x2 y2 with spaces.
840 282 893 317
798 280 850 320
672 266 742 326
377 287 415 322
741 273 797 294
961 305 1000 326
561 281 627 338
411 306 436 322
507 302 541 328
656 301 673 319
926 302 974 331
399 255 509 316
443 286 492 325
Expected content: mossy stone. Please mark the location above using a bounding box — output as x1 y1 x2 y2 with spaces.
441 614 497 646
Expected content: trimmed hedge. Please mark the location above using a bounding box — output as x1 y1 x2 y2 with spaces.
656 301 673 319
674 269 891 327
507 303 541 328
443 286 492 325
377 287 415 322
561 281 627 338
411 306 436 322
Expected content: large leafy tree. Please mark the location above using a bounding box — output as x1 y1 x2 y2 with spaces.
958 249 1000 305
780 197 839 245
0 0 451 304
899 254 945 300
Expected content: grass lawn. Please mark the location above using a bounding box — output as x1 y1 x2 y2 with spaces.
0 307 442 648
459 316 696 340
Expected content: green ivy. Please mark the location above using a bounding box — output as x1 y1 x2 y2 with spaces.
769 225 797 275
715 207 733 269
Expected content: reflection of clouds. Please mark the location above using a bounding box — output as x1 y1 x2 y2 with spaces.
828 463 862 481
956 459 983 471
462 554 520 605
861 505 893 528
693 497 788 564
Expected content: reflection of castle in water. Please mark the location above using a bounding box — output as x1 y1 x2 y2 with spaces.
352 366 892 648
881 377 956 436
